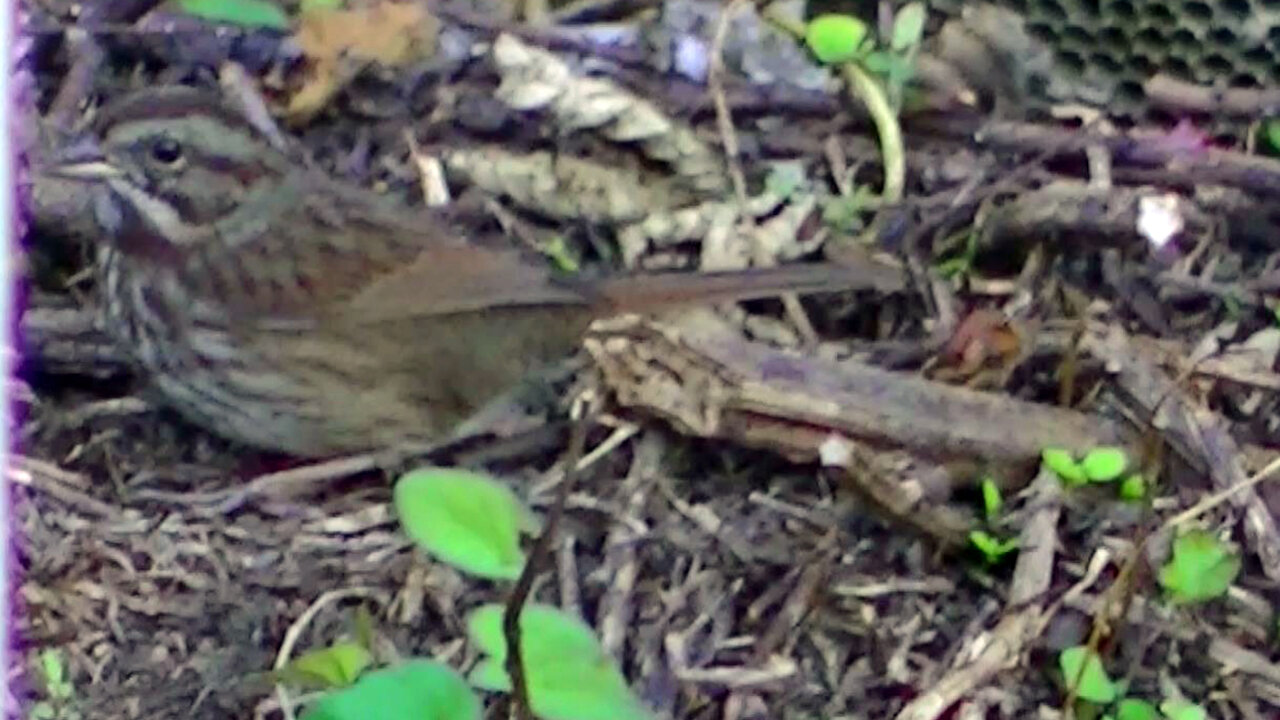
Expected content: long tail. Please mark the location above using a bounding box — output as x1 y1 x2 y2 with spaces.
595 259 905 311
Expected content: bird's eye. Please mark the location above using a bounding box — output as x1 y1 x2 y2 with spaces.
149 137 184 166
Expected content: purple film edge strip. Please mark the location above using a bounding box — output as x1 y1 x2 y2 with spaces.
6 2 28 715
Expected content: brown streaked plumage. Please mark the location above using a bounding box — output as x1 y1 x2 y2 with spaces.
53 86 897 456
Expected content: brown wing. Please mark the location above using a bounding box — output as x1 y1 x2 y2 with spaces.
185 169 592 328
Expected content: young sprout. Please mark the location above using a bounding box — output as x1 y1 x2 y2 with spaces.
969 530 1018 564
393 467 541 580
175 0 290 28
1159 700 1208 720
1112 698 1160 720
1059 645 1117 704
804 14 872 64
1080 447 1129 483
980 476 1003 523
1043 447 1088 486
278 641 373 691
299 660 481 720
1159 530 1241 604
468 604 652 720
1118 474 1147 501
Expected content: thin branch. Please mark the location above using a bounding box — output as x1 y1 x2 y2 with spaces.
501 415 590 719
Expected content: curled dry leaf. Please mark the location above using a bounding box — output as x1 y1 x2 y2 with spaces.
288 1 440 121
490 34 728 197
939 309 1022 378
442 147 693 226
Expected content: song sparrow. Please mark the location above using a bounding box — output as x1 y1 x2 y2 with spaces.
50 86 890 456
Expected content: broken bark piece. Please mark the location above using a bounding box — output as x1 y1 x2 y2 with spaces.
585 315 1135 465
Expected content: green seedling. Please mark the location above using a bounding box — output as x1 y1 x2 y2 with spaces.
821 191 867 233
30 649 78 720
1159 529 1240 604
277 641 373 691
541 236 581 273
763 161 807 201
1043 447 1088 486
1262 118 1280 154
1081 447 1129 482
1109 698 1161 720
804 14 872 65
175 0 289 28
773 6 918 232
468 604 652 720
1100 694 1210 720
394 467 540 580
300 660 481 720
1159 700 1208 720
39 649 73 700
1059 645 1117 704
1045 446 1135 491
863 2 926 109
934 229 979 279
300 0 344 12
969 530 1018 565
1118 474 1147 501
980 476 1003 523
889 2 926 52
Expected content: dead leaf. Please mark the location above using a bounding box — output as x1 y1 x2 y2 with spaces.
287 1 440 121
941 308 1022 377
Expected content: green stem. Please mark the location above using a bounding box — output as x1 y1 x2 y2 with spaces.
841 62 904 204
761 3 905 211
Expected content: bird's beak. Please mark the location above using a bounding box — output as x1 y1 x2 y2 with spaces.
46 139 123 180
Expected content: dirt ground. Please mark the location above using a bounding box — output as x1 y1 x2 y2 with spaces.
12 1 1280 719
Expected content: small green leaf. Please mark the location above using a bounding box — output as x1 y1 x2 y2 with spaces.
969 530 1018 564
467 604 604 668
542 236 580 273
467 604 652 720
394 467 539 580
1116 699 1161 720
300 0 343 12
37 649 73 700
861 50 895 74
174 0 290 29
764 161 806 200
821 186 875 233
1159 700 1208 720
1059 646 1117 704
1119 474 1146 501
890 2 927 52
39 649 65 689
805 14 871 65
1043 448 1087 486
1159 530 1241 604
278 642 372 690
883 54 915 85
1082 447 1129 482
1262 118 1280 154
300 660 480 720
980 477 1003 523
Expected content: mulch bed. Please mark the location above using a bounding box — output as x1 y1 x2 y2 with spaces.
12 2 1280 719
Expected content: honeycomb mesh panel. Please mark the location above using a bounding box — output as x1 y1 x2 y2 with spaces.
927 0 1280 123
